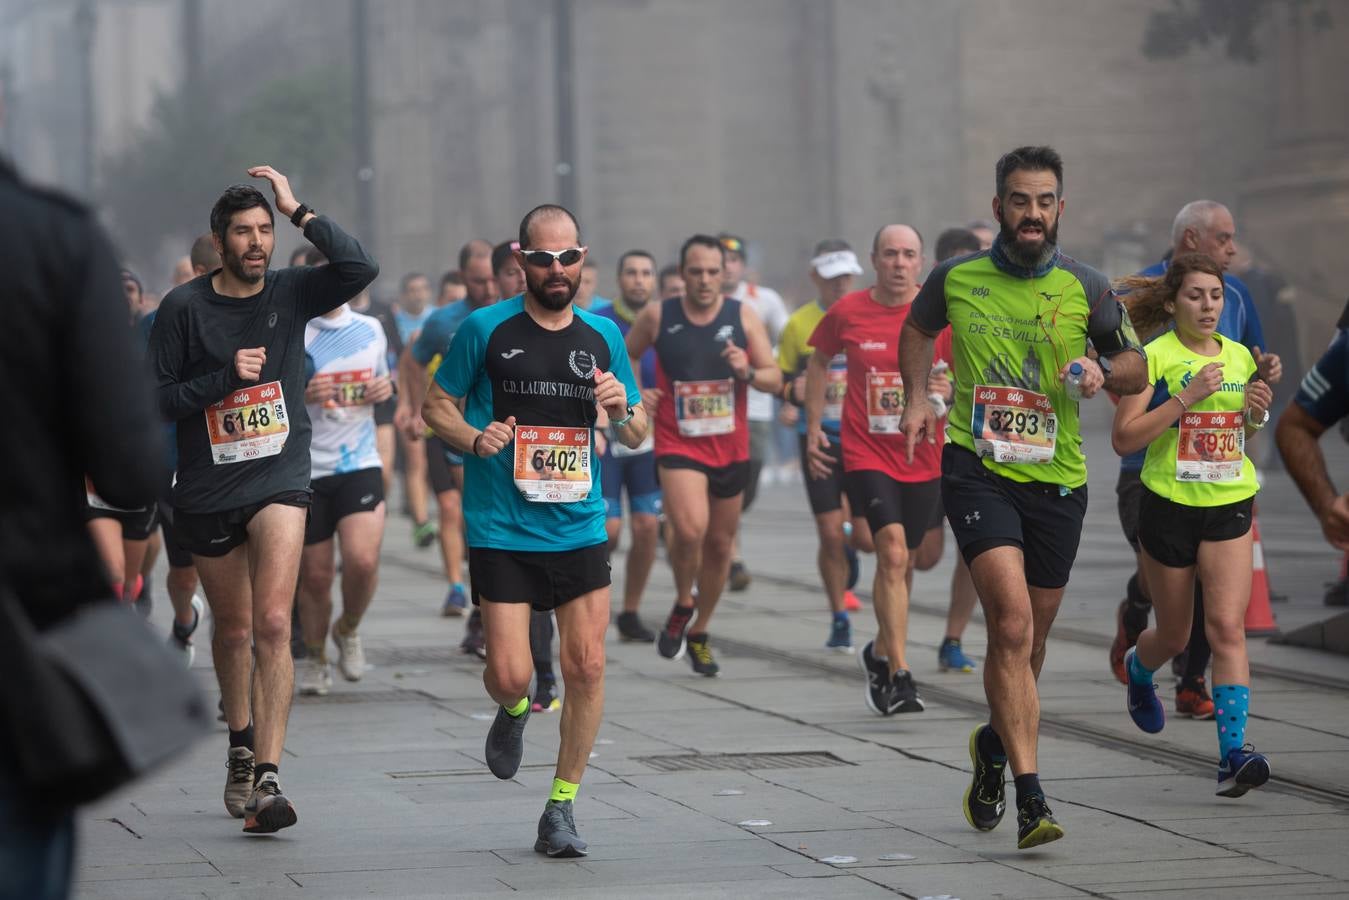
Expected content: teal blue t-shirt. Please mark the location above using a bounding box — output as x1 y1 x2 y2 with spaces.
435 298 640 551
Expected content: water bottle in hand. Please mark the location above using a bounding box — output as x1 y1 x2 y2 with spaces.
928 360 949 418
1064 362 1084 401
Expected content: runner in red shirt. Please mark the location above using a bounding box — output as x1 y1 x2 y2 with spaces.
625 234 780 677
805 223 953 716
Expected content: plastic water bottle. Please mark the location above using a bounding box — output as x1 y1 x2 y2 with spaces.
1064 362 1084 401
928 361 949 418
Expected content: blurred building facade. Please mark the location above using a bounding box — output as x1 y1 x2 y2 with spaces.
3 0 1345 362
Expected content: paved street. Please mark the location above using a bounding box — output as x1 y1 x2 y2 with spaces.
73 403 1349 899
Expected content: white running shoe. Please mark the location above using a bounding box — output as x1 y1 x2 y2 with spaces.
298 658 332 696
335 628 366 682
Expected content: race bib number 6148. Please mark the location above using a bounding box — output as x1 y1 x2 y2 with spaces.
205 380 289 465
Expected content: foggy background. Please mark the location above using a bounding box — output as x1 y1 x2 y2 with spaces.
2 0 1346 366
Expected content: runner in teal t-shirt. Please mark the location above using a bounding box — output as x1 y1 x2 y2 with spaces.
422 205 648 860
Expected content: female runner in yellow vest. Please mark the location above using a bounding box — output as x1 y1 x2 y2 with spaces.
1110 253 1278 798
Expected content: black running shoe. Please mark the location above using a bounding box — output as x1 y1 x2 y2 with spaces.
1016 794 1064 849
616 611 655 643
485 705 530 779
535 799 588 857
858 640 891 716
885 670 925 714
242 772 297 834
962 725 1006 831
728 559 751 592
687 633 720 677
461 610 487 660
657 604 693 660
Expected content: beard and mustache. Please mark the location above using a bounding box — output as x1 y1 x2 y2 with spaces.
996 210 1059 270
525 267 580 311
223 246 270 285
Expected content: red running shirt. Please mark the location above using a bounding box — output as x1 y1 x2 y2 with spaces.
808 288 952 482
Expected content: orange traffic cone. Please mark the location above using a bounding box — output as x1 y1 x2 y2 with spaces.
1245 515 1278 635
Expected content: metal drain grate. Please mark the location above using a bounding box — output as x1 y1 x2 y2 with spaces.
293 688 435 705
634 751 853 772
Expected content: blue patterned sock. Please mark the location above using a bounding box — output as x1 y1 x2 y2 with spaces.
1127 648 1156 688
1212 684 1250 759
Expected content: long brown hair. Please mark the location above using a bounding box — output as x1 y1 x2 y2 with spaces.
1115 253 1225 339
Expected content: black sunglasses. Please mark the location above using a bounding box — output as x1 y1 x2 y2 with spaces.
522 247 586 268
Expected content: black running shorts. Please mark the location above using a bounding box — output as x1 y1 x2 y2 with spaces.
426 434 463 495
173 490 312 558
469 542 611 612
304 468 385 546
156 498 194 568
798 432 846 515
1138 489 1254 569
842 470 942 549
1116 468 1145 553
656 455 750 500
941 444 1087 590
374 397 396 427
83 501 158 541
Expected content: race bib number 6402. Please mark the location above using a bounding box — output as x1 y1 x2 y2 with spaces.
513 425 593 502
205 380 289 465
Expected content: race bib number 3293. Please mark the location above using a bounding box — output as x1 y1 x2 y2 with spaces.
970 384 1056 464
513 425 592 502
205 381 289 465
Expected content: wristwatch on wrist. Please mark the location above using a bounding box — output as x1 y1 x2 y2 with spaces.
1096 354 1113 380
611 406 634 427
1247 407 1270 430
290 204 313 227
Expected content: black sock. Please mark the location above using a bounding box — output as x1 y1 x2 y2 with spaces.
228 725 254 751
253 762 278 786
1014 773 1043 807
537 670 555 685
1184 584 1211 682
688 632 708 642
1123 575 1151 631
978 724 1007 761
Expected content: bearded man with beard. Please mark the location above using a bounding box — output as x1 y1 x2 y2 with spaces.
422 204 647 858
149 168 377 833
897 146 1147 851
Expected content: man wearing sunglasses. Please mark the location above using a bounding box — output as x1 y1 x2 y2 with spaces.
625 234 782 677
423 204 646 858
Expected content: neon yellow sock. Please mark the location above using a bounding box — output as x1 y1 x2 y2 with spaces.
505 697 529 718
549 777 579 803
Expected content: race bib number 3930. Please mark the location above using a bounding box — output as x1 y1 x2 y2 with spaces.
1176 410 1244 482
205 381 289 465
971 384 1056 464
513 425 592 502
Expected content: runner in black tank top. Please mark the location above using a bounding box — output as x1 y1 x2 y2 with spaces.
625 235 781 677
